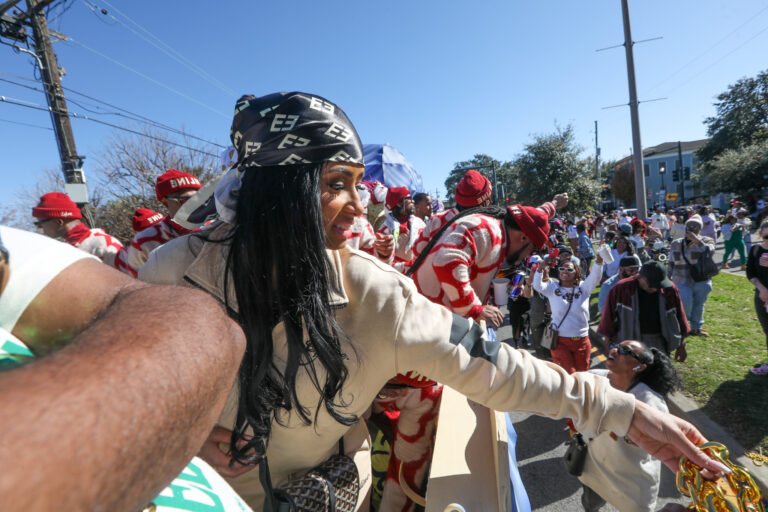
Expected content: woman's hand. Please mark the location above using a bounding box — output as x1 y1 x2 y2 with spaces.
759 287 768 305
198 425 255 478
541 266 550 282
595 254 603 265
627 401 730 475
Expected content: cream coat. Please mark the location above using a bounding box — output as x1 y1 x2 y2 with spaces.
139 223 636 510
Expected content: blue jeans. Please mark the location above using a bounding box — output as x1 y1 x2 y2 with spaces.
677 279 712 331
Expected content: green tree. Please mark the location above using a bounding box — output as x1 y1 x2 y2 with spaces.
693 141 768 195
698 69 768 164
512 125 601 212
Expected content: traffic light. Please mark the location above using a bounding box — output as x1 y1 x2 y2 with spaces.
672 168 680 181
684 167 690 180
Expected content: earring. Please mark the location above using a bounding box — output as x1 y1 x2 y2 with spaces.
633 365 642 371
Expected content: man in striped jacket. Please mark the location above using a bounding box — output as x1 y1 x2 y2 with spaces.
32 192 123 266
115 169 202 277
410 195 567 325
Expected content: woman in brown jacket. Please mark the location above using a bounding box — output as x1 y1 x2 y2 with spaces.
140 91 726 510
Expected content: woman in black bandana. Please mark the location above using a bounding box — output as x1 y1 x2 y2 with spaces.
138 92 727 511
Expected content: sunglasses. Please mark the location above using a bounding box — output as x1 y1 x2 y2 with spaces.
609 342 643 362
763 235 768 240
33 219 51 228
166 195 191 204
558 267 576 273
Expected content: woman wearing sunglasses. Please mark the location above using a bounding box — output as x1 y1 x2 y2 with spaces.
578 340 681 512
533 254 604 374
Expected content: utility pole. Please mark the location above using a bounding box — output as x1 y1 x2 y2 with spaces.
595 120 601 211
27 0 84 183
621 0 647 220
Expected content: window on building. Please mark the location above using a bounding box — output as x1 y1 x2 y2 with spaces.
644 163 649 176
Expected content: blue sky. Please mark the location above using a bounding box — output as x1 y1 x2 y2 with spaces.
1 0 767 207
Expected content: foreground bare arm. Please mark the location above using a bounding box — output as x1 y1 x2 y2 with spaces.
0 259 246 512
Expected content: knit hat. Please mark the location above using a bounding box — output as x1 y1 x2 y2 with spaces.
507 205 550 249
32 192 82 220
132 208 164 232
156 169 202 201
685 214 703 229
385 187 410 210
455 170 491 207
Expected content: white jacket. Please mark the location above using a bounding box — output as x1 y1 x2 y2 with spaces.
533 263 603 337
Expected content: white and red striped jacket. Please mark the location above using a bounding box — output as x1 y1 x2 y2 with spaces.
413 207 458 260
376 213 426 265
115 217 194 277
62 223 123 267
411 202 556 319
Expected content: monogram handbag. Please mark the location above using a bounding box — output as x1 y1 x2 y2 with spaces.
260 439 360 512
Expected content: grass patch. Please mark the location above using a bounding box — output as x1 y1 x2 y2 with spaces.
677 272 768 453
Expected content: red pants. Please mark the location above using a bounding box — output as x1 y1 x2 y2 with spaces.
552 336 591 374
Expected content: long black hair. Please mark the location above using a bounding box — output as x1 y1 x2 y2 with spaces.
224 163 357 465
406 205 516 277
634 345 681 397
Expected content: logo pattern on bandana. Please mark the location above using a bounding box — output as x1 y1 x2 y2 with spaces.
229 92 364 169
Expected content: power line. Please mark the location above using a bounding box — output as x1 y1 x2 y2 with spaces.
0 72 226 147
65 36 228 118
646 3 768 94
0 116 52 130
664 22 768 95
80 0 236 97
1 93 220 157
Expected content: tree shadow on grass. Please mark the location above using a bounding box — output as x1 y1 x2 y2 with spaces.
700 373 768 449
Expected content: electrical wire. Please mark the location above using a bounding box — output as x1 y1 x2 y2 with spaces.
663 23 768 95
0 93 220 157
0 116 52 130
0 73 226 147
646 3 768 94
64 36 228 118
80 0 236 97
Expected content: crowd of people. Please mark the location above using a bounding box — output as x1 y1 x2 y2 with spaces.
6 91 757 512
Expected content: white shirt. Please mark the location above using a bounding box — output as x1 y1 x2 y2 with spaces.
533 263 603 337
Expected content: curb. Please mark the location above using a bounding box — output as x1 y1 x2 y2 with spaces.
588 327 768 496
